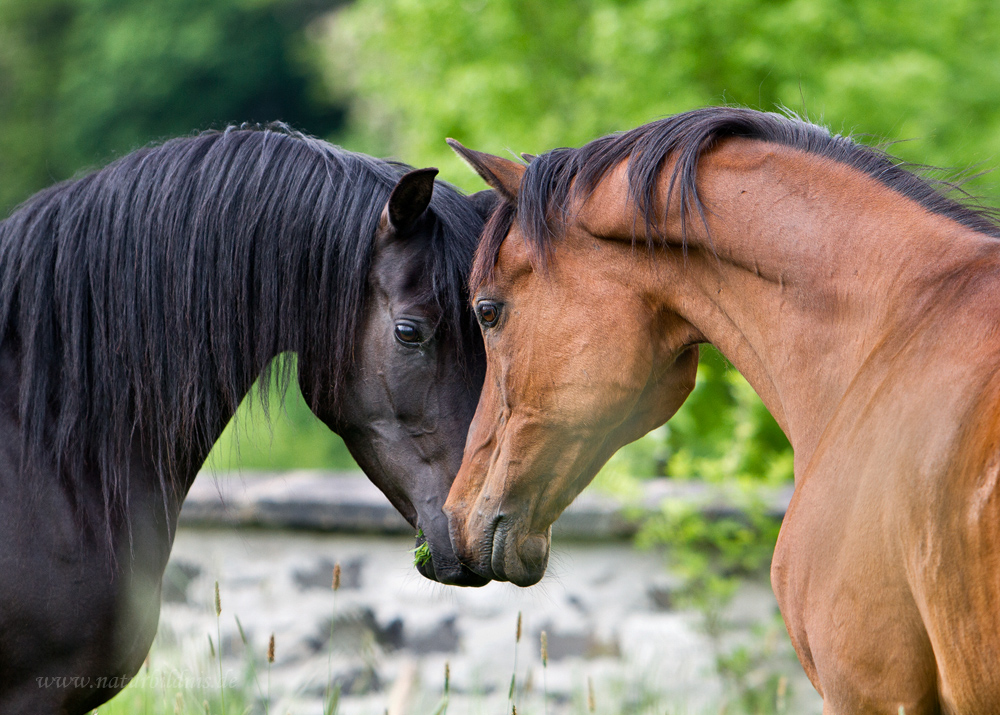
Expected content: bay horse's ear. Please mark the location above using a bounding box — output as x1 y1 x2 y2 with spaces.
447 139 525 203
386 167 439 233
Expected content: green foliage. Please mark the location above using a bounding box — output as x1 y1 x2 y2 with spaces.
204 359 358 473
91 667 248 714
663 347 793 485
0 0 343 217
714 619 793 715
638 496 781 615
319 0 1000 204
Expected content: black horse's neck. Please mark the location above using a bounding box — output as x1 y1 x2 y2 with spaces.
0 127 402 529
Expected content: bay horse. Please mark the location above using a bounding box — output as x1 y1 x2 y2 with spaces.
0 125 494 714
445 107 1000 714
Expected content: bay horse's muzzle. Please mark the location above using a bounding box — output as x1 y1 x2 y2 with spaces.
444 501 551 587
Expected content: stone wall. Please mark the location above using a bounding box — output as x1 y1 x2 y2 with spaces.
149 472 819 715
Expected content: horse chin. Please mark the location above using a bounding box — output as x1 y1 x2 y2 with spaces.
490 519 551 587
417 555 491 587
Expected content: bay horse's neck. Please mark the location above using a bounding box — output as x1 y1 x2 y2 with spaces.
612 140 1000 473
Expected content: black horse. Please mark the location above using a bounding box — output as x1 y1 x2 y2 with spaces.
0 125 494 714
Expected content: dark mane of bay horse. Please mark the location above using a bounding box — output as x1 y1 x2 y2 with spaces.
471 106 1000 289
0 124 482 535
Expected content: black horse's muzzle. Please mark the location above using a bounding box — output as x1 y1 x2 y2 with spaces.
415 511 490 587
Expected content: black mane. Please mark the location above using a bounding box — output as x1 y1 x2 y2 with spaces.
0 125 482 527
472 107 1000 288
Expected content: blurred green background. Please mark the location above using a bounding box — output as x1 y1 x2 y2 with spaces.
3 0 999 482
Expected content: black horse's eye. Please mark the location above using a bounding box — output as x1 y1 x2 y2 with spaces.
394 321 422 345
476 300 501 328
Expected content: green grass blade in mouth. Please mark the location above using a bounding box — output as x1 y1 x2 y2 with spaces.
412 529 432 566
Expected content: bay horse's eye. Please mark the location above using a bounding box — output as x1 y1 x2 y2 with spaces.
476 300 501 328
394 321 423 345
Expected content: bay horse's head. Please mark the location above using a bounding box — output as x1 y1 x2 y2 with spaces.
301 169 495 587
443 143 699 586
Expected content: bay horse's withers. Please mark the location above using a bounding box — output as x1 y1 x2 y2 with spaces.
0 126 493 714
446 107 1000 714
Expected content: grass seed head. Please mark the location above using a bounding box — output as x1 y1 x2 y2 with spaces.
268 633 276 664
333 562 341 591
540 631 548 667
516 612 522 643
214 580 221 617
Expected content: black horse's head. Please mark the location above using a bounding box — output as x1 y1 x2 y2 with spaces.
301 170 495 587
0 122 497 589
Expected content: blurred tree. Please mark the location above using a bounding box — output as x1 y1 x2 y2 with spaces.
0 0 356 472
0 0 345 216
204 362 361 473
320 0 1000 201
316 0 1000 486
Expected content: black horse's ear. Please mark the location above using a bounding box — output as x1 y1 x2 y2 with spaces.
520 152 537 163
447 139 525 203
386 168 438 233
468 189 499 220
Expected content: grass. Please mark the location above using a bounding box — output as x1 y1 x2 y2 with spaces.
89 662 247 714
91 636 796 715
413 529 432 567
91 572 803 715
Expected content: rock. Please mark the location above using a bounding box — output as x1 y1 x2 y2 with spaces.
294 557 364 591
155 528 823 715
311 607 404 654
332 665 382 695
405 616 459 654
535 624 620 661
